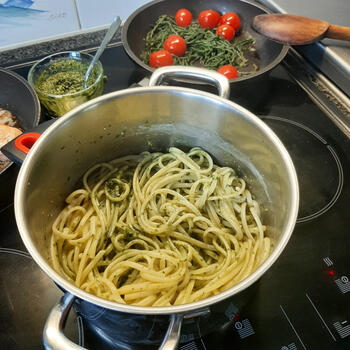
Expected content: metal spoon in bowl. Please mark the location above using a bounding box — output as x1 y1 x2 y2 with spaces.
84 16 122 88
253 14 350 45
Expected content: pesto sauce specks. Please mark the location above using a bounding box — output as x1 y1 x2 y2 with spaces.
36 59 99 95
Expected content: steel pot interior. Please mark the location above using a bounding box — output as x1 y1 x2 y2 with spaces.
15 86 298 315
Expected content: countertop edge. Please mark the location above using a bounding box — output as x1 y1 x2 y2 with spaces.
0 28 122 68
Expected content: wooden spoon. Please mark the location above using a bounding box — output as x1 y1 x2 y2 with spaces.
253 14 350 45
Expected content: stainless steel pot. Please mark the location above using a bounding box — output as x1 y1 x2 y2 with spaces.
14 66 299 349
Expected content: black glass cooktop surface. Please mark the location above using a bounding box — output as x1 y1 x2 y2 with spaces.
0 43 349 350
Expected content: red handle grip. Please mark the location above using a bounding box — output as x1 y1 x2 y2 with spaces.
14 132 41 154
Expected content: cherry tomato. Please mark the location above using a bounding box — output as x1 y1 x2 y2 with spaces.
175 8 193 27
198 10 220 29
149 50 173 68
164 35 187 57
219 12 240 31
216 24 235 41
217 65 238 79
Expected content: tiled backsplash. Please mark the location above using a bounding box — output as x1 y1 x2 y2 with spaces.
0 0 151 51
75 0 151 29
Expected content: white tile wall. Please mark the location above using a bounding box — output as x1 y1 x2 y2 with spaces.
0 0 153 51
75 0 152 29
0 0 80 49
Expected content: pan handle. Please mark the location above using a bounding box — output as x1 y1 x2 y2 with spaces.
148 66 231 99
1 119 55 165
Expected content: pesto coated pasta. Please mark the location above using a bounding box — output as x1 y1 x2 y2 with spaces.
50 147 271 306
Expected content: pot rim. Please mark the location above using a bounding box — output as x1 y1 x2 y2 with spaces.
14 85 299 315
121 0 290 83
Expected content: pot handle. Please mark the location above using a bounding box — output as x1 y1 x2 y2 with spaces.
148 66 231 99
43 293 183 350
159 314 183 350
43 293 87 350
43 293 207 350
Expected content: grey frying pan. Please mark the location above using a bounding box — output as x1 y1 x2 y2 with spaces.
0 67 40 210
0 68 40 175
122 0 289 83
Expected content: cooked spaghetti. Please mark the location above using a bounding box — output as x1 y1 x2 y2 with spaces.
50 147 271 306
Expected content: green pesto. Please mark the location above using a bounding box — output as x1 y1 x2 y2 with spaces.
105 178 121 197
36 59 99 95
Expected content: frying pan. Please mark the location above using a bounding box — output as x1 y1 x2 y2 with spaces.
0 68 40 211
0 67 41 175
122 0 289 83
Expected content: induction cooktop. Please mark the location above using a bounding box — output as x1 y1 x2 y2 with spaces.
0 43 349 350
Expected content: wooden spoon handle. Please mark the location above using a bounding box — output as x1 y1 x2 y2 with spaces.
326 24 350 41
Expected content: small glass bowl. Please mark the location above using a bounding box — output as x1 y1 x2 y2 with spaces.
28 51 104 118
